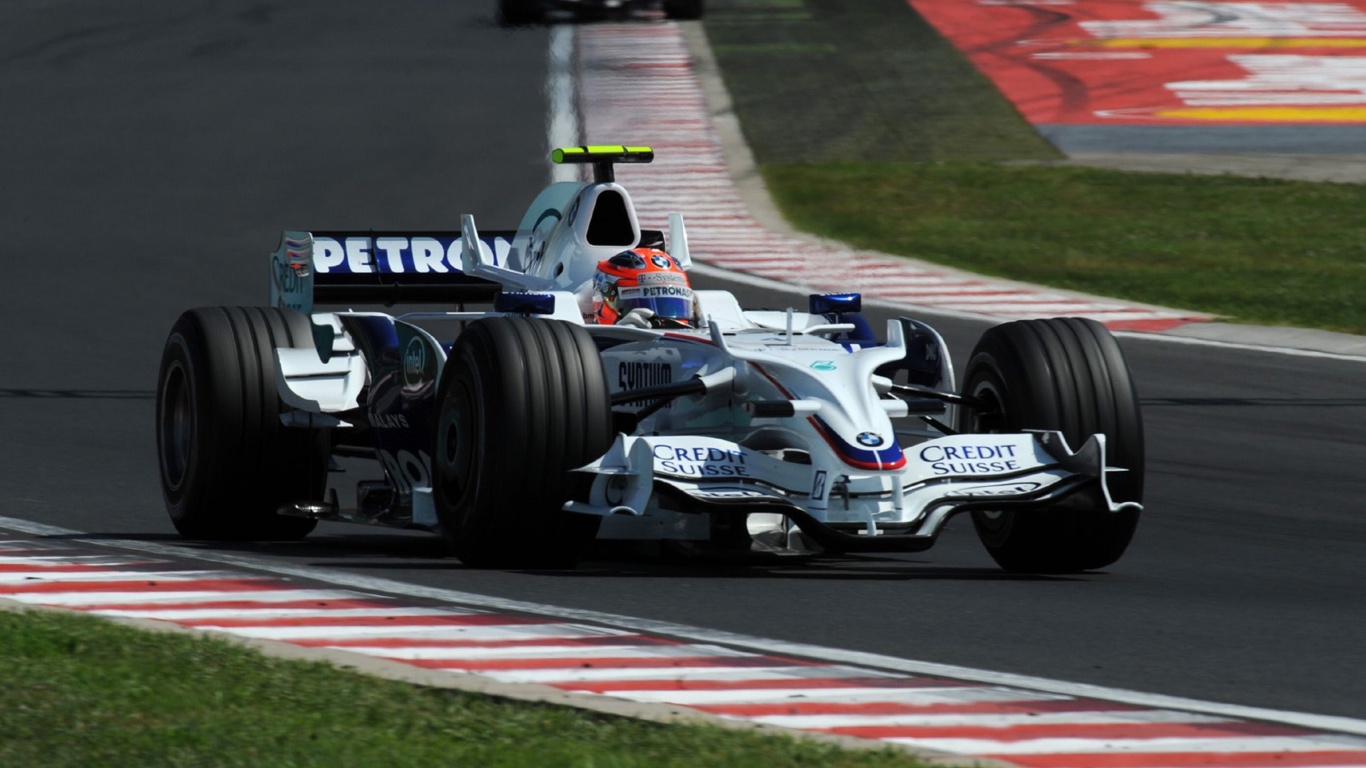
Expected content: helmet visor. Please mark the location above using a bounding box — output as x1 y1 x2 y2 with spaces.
616 284 694 321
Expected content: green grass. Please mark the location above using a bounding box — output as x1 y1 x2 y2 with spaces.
763 163 1366 334
0 609 944 768
702 0 1366 335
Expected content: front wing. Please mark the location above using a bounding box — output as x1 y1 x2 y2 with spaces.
566 431 1141 553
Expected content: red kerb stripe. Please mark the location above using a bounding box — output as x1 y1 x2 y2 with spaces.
0 577 281 594
1106 318 1206 332
694 699 1148 718
553 676 967 693
0 563 116 572
179 614 554 629
290 635 673 650
404 655 802 672
75 599 396 612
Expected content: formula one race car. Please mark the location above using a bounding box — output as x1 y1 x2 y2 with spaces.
155 146 1143 573
499 0 702 26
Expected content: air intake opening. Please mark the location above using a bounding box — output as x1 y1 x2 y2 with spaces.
586 190 635 247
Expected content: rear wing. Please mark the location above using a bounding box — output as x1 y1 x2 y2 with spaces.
269 230 514 313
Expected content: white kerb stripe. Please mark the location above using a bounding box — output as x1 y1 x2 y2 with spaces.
217 624 576 641
331 643 758 661
480 665 900 685
0 570 239 583
239 624 628 643
5 589 363 606
601 686 1065 707
752 710 1233 729
0 555 145 564
338 644 694 661
484 664 907 685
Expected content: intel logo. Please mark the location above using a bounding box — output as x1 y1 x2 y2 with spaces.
403 337 427 389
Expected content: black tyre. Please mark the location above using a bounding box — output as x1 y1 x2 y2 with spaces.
156 307 325 541
433 317 612 568
498 0 541 26
664 0 703 19
956 318 1144 573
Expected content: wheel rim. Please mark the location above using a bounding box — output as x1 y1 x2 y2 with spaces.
964 375 1010 528
159 361 193 491
965 377 1007 435
437 375 480 509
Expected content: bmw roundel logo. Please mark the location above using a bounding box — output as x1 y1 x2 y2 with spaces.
650 253 672 269
856 432 883 447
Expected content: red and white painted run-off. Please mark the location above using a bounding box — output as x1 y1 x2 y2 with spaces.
5 536 1365 768
576 22 1210 333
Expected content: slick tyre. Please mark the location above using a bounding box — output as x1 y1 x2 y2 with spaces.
498 0 540 26
956 318 1144 573
157 307 325 541
433 317 612 569
664 0 704 19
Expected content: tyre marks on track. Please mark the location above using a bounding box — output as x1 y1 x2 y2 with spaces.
575 23 1211 332
6 536 1366 768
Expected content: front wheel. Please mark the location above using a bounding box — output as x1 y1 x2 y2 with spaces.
432 317 613 568
156 307 325 541
956 318 1144 573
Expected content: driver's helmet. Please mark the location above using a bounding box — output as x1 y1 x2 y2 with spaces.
592 247 696 326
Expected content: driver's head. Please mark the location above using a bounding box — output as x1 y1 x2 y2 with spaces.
592 247 696 326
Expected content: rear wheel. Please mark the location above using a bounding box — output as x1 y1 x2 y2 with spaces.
956 318 1143 573
433 317 612 568
156 307 325 540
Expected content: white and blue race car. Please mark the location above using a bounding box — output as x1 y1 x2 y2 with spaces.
156 146 1143 573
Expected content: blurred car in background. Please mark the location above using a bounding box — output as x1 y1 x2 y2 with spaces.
499 0 703 25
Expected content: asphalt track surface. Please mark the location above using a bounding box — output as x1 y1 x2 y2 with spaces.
2 0 1364 727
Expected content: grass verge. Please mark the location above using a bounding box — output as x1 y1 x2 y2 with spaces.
701 0 1059 164
703 0 1366 335
0 608 944 768
763 162 1366 334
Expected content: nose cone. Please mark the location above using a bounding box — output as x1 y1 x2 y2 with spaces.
809 415 906 471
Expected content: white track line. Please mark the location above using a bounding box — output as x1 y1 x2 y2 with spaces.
751 710 1232 729
547 25 580 183
595 686 1061 707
